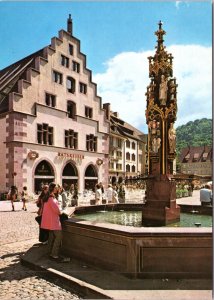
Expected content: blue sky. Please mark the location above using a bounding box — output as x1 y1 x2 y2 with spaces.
0 1 212 132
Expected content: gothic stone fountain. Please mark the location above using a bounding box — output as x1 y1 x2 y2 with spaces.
142 21 180 226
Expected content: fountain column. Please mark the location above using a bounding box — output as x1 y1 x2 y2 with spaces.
142 21 180 226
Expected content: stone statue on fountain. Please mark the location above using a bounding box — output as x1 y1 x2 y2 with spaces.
142 21 180 226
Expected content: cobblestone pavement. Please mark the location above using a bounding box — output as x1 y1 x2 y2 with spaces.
0 200 81 300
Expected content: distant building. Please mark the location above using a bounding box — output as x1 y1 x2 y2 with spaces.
103 103 147 184
179 145 212 176
0 15 109 194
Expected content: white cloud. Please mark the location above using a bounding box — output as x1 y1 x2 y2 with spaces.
93 44 212 133
175 1 190 9
175 1 181 8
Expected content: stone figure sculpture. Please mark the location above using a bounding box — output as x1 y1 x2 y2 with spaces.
159 75 168 105
168 123 176 153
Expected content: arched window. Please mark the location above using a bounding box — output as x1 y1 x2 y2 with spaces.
132 153 135 161
62 162 78 188
126 164 130 172
126 140 130 148
85 165 97 177
67 76 75 94
132 142 136 149
132 165 136 172
84 164 98 191
67 101 76 119
34 160 55 193
126 152 130 160
62 163 77 176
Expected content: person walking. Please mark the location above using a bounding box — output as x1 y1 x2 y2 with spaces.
41 182 69 262
7 185 18 211
21 186 28 211
95 183 102 205
105 184 113 203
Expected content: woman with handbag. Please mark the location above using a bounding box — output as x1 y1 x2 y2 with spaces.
41 182 69 262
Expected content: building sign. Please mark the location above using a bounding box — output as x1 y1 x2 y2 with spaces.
57 152 84 159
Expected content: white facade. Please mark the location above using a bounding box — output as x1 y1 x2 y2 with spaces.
0 21 109 195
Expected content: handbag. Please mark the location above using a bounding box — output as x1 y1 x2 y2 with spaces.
35 215 42 225
60 213 68 223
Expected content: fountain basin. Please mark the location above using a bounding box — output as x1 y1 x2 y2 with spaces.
62 204 212 279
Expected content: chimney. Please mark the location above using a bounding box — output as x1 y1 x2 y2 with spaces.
103 103 110 120
67 14 73 35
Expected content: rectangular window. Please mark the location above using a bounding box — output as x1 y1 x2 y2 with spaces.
85 106 93 118
61 55 69 68
117 138 122 148
69 44 73 55
45 93 56 107
72 60 80 73
109 162 114 169
116 151 122 159
79 82 87 94
67 101 76 119
110 137 114 147
53 70 63 84
65 129 78 149
86 134 97 152
37 123 53 145
116 163 122 170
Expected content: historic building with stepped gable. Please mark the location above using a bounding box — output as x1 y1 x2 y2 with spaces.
0 15 109 194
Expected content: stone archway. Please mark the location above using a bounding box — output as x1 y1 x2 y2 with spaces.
34 160 55 193
84 164 98 192
62 162 78 188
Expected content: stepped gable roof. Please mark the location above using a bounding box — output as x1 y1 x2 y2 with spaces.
0 48 44 110
110 112 144 141
180 145 212 163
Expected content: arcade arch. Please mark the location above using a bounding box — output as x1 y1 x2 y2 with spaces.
34 160 55 193
62 162 78 188
84 164 98 191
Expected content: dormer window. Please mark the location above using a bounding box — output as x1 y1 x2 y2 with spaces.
202 152 208 161
184 153 190 162
193 153 199 162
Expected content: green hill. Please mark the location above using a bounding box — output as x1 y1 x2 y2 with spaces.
176 118 212 154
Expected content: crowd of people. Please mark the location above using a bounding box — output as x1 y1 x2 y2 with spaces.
94 182 126 205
